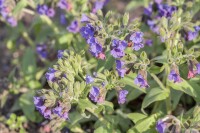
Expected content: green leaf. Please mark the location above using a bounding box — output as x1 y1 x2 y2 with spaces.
127 113 147 123
19 91 36 122
128 112 163 133
94 127 109 133
149 65 165 74
22 48 36 76
168 79 197 98
142 87 169 109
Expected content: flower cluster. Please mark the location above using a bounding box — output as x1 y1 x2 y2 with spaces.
33 97 69 120
37 4 55 17
0 0 17 27
80 24 105 59
144 1 176 34
86 71 129 104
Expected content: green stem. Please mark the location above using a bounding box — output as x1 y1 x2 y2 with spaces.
150 73 166 90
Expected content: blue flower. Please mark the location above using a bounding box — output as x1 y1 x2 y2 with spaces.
196 63 200 74
60 14 67 25
145 39 153 46
134 74 149 88
130 31 144 44
86 75 94 84
37 4 48 15
80 24 95 39
67 20 80 33
53 106 63 116
46 8 55 17
116 60 126 78
156 119 167 133
118 90 128 104
92 0 109 13
144 4 152 16
157 4 176 18
87 37 104 58
89 86 100 102
57 0 70 10
36 44 47 59
33 96 52 119
45 68 56 81
81 14 90 23
110 39 127 58
132 43 144 51
6 17 17 27
168 70 182 83
57 50 64 59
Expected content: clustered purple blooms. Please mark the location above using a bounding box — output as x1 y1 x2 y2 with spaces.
86 75 94 84
37 4 55 17
33 97 52 119
144 2 176 33
168 70 182 83
130 31 144 51
110 39 127 58
116 60 126 78
36 44 47 59
89 86 100 102
118 90 128 104
0 0 17 27
45 68 56 81
185 26 200 41
34 97 68 120
156 119 167 133
80 24 105 59
134 74 149 88
92 0 109 13
67 20 80 33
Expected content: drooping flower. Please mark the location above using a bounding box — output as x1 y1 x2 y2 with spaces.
156 119 167 133
157 4 176 18
144 3 153 16
36 44 47 59
145 39 153 46
46 8 55 17
37 4 48 15
110 39 127 58
132 43 144 51
87 37 104 58
116 60 126 78
33 96 52 119
67 20 79 33
57 50 64 59
89 86 100 102
187 70 197 79
196 63 200 74
60 14 67 25
80 24 95 39
185 26 200 41
118 90 128 104
6 17 17 27
81 14 90 23
86 75 94 84
53 106 63 116
134 74 149 88
147 20 159 34
92 0 109 13
57 0 71 11
168 70 182 83
45 68 56 81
